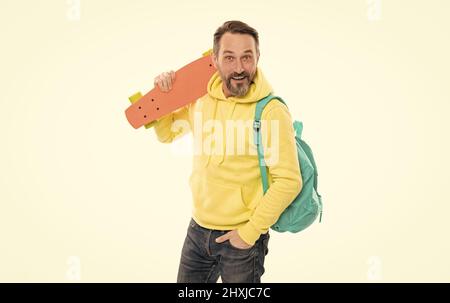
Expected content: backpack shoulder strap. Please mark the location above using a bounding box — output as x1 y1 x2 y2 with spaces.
254 94 287 194
254 95 287 121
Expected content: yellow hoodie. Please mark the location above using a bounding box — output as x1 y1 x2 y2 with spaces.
153 67 302 245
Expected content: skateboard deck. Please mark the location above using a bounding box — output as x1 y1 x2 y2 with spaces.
126 49 217 129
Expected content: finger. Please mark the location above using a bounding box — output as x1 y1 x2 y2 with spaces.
215 234 228 243
164 72 173 90
164 72 171 91
155 79 161 89
155 74 164 91
164 72 172 90
155 75 165 90
160 74 168 91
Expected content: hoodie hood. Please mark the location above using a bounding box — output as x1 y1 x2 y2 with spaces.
203 66 273 167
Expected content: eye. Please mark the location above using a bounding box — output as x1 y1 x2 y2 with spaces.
225 56 233 61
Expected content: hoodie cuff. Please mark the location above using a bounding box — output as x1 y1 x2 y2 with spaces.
237 221 261 246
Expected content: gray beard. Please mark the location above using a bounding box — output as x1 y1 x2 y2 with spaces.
224 74 255 97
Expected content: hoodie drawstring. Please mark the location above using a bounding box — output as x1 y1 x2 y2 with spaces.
218 101 237 165
204 99 219 167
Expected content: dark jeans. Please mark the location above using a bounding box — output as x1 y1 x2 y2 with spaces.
177 218 270 283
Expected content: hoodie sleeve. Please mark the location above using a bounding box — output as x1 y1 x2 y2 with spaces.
153 103 192 143
237 103 303 245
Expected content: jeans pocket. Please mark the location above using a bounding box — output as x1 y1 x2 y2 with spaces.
262 233 270 256
189 218 207 234
226 239 255 252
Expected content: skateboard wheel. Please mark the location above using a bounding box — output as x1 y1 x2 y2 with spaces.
202 48 213 57
129 92 143 104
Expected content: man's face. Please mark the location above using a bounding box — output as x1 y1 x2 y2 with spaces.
212 32 259 98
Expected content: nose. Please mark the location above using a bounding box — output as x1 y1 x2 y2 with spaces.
235 61 244 75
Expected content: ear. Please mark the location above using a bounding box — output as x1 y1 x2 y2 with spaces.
211 53 218 69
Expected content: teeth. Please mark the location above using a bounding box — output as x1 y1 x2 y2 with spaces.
232 76 245 80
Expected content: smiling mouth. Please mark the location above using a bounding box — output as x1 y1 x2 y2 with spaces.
231 76 247 82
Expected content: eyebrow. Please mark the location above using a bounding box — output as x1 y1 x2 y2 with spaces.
223 49 253 55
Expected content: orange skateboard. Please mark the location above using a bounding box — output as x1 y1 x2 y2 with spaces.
125 49 217 129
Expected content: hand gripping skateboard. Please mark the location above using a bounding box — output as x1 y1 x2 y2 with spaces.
125 49 217 129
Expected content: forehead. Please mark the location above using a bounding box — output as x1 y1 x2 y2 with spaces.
219 32 256 54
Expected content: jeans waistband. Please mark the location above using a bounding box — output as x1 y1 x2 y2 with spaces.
190 218 232 232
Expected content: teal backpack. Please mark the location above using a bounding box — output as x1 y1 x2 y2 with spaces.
254 94 323 233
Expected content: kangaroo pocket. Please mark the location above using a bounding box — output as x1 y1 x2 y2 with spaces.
189 175 252 226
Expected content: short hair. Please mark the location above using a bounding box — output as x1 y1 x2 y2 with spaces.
213 20 259 57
